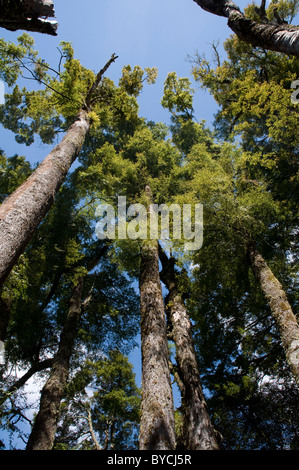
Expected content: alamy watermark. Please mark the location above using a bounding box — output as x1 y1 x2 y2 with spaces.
0 341 5 365
94 196 203 251
291 80 299 104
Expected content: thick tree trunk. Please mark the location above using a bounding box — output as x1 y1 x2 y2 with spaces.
139 187 176 450
0 109 90 291
193 0 299 57
159 246 220 450
26 277 84 450
247 242 299 387
0 0 58 35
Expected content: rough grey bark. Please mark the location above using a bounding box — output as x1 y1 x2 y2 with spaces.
26 277 84 450
0 54 117 292
139 187 176 450
247 241 299 387
193 0 299 57
159 245 220 450
0 0 58 35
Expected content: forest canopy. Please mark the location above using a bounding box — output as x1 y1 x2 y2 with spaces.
0 0 298 452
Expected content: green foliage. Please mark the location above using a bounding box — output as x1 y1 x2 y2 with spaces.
0 152 32 201
0 9 298 449
161 72 194 121
118 65 158 96
55 350 140 450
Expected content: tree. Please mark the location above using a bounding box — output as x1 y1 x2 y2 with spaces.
0 0 57 36
0 156 140 447
189 18 299 386
0 37 118 289
160 62 298 448
193 0 299 57
159 245 220 450
1 12 298 448
25 241 108 450
54 351 140 450
84 126 180 449
247 241 299 386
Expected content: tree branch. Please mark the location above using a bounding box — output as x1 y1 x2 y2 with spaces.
0 0 58 36
193 0 299 57
0 358 53 406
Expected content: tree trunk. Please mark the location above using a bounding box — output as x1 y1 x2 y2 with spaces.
0 109 90 291
87 408 102 450
138 187 176 450
193 0 299 57
0 0 58 35
247 241 299 387
159 245 220 450
26 277 84 450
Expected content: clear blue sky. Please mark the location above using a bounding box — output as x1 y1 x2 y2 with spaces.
0 0 253 165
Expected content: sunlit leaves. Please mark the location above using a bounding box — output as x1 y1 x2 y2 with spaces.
118 65 158 96
161 72 194 120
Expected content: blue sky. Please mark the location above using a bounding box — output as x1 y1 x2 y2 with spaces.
0 0 253 165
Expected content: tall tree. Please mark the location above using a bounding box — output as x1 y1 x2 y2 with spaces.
25 276 85 450
189 14 299 383
0 40 117 289
55 351 140 450
138 187 176 450
247 241 299 386
159 245 219 450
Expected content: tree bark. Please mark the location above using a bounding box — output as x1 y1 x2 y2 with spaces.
193 0 299 57
247 241 299 387
159 245 220 450
25 277 84 450
139 187 176 450
0 0 58 35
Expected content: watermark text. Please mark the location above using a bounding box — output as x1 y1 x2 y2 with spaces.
291 80 299 104
95 196 203 251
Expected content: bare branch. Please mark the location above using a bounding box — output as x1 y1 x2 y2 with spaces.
85 53 119 109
